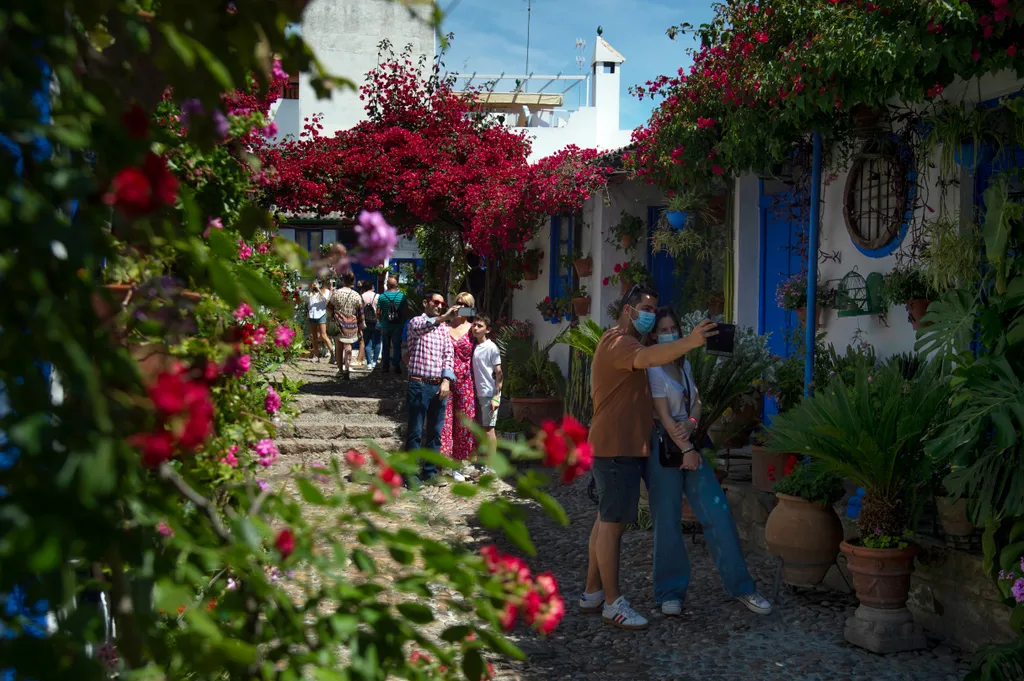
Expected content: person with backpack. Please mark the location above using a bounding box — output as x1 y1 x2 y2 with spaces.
359 280 381 370
376 275 407 374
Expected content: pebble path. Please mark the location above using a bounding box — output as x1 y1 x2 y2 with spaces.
273 359 971 681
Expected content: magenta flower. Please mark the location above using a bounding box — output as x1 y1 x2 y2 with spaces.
238 237 253 261
256 242 270 255
262 122 279 139
225 354 251 376
234 303 253 320
272 60 288 80
1012 578 1024 604
354 210 399 266
275 325 296 348
257 480 269 492
264 386 282 415
157 521 174 537
255 439 278 467
203 217 224 238
223 445 239 468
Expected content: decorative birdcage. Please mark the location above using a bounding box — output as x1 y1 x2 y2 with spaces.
836 269 884 317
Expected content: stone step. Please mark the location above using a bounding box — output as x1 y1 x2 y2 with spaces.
293 394 403 416
276 437 403 459
284 414 403 439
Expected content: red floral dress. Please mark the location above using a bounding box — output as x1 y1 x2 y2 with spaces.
441 331 477 461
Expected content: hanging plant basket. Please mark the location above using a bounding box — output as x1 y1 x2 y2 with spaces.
571 297 591 316
954 142 994 175
573 257 593 277
906 298 932 329
665 211 690 230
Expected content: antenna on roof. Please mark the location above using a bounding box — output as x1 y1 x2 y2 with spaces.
575 38 586 109
524 0 533 92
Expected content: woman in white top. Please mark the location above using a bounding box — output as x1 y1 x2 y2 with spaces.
307 279 333 363
646 307 771 618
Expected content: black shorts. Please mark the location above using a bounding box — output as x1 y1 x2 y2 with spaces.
592 456 646 524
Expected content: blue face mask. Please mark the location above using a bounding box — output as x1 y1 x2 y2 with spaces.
631 309 656 334
657 332 680 344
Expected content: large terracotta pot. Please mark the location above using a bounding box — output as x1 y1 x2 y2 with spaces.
840 541 919 609
571 297 591 316
766 494 844 587
934 496 975 537
906 298 931 330
573 258 593 278
510 397 564 427
751 447 794 493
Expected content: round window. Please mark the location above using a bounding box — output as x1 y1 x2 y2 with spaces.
842 139 910 252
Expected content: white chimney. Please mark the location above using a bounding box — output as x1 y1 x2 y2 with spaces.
591 35 625 141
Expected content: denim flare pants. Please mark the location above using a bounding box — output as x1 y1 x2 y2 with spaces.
645 425 756 604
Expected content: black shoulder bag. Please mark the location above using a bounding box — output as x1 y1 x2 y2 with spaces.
657 366 694 468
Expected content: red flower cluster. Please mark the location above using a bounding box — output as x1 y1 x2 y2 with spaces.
766 454 799 483
538 416 593 483
131 366 214 468
257 45 608 259
275 529 296 559
104 152 179 218
480 545 565 636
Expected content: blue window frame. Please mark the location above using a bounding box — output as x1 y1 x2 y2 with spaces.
548 215 575 301
293 229 324 261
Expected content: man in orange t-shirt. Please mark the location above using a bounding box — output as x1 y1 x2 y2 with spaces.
579 285 716 630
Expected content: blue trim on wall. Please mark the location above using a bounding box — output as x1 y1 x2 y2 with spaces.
548 215 574 301
757 179 767 337
850 136 917 259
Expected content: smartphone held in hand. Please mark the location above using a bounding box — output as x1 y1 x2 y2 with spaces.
706 321 736 356
458 307 477 317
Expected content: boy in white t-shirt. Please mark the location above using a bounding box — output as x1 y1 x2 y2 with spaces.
470 316 503 453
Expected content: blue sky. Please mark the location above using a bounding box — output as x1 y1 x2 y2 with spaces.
438 0 713 131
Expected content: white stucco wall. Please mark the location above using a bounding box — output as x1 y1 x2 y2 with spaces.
730 70 1022 360
272 0 434 140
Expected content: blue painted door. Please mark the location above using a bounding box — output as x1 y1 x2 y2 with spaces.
646 205 680 309
759 191 806 359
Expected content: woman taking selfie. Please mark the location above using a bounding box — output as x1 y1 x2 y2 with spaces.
645 307 771 618
307 280 334 363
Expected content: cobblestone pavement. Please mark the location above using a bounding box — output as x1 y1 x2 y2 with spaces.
273 359 971 681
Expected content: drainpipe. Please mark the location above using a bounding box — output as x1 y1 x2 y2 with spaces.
804 131 822 396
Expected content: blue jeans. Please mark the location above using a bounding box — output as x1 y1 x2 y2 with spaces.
405 380 448 478
380 326 402 370
363 326 381 364
645 426 756 604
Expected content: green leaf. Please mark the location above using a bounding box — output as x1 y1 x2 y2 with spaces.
235 265 285 311
477 500 504 528
533 490 569 526
450 482 479 497
207 228 237 260
396 602 434 624
475 627 526 661
208 258 240 306
28 535 61 573
1009 519 1024 544
502 518 535 555
462 648 485 681
50 125 90 149
214 638 256 664
999 541 1024 573
193 42 234 91
389 546 414 565
184 607 223 641
1010 605 1024 635
983 520 999 575
351 549 376 574
440 625 472 642
160 25 196 68
296 478 328 506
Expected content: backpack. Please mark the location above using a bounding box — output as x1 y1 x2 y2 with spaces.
363 294 378 327
384 292 404 324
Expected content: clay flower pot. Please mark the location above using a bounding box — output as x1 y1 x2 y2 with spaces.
571 297 591 316
766 494 844 587
620 278 633 296
620 234 634 250
840 540 919 609
573 257 593 278
906 298 931 330
510 397 564 427
796 306 826 329
934 496 975 537
751 447 794 493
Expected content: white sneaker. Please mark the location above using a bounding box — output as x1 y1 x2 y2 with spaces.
601 596 649 630
579 589 604 614
451 470 467 483
661 600 683 616
735 592 772 615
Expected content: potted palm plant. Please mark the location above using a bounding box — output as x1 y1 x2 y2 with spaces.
505 341 566 426
767 361 947 653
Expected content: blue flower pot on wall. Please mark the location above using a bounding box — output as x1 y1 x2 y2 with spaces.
666 210 690 230
954 142 994 175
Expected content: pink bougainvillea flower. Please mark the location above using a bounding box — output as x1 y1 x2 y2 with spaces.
223 445 239 468
272 59 288 80
233 302 253 320
354 210 399 266
255 439 279 467
344 448 367 467
264 386 282 415
157 521 174 537
238 238 253 261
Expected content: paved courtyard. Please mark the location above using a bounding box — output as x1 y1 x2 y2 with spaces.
273 359 971 681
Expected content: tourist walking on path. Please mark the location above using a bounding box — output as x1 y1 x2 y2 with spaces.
646 307 772 618
328 272 363 380
360 280 381 369
405 289 457 483
377 275 407 374
306 280 333 363
581 285 716 630
441 292 478 476
470 315 502 456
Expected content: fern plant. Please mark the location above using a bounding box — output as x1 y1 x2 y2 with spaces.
503 341 565 398
767 362 947 539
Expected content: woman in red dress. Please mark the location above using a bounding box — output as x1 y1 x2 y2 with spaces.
441 292 477 467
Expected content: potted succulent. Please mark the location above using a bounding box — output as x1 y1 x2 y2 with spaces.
768 361 947 652
883 263 933 329
505 341 566 427
569 285 591 316
765 461 846 587
606 211 644 251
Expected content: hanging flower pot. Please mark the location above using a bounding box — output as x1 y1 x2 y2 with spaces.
620 234 634 250
954 142 994 175
619 278 633 296
796 307 807 325
571 297 591 316
766 494 844 587
573 257 593 278
906 298 932 330
665 211 689 230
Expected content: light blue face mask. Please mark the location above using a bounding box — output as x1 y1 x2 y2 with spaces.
631 309 656 334
657 332 680 344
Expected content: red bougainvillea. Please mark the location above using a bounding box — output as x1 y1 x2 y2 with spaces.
257 44 609 257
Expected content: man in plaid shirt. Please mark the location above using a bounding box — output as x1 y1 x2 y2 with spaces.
404 289 458 483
